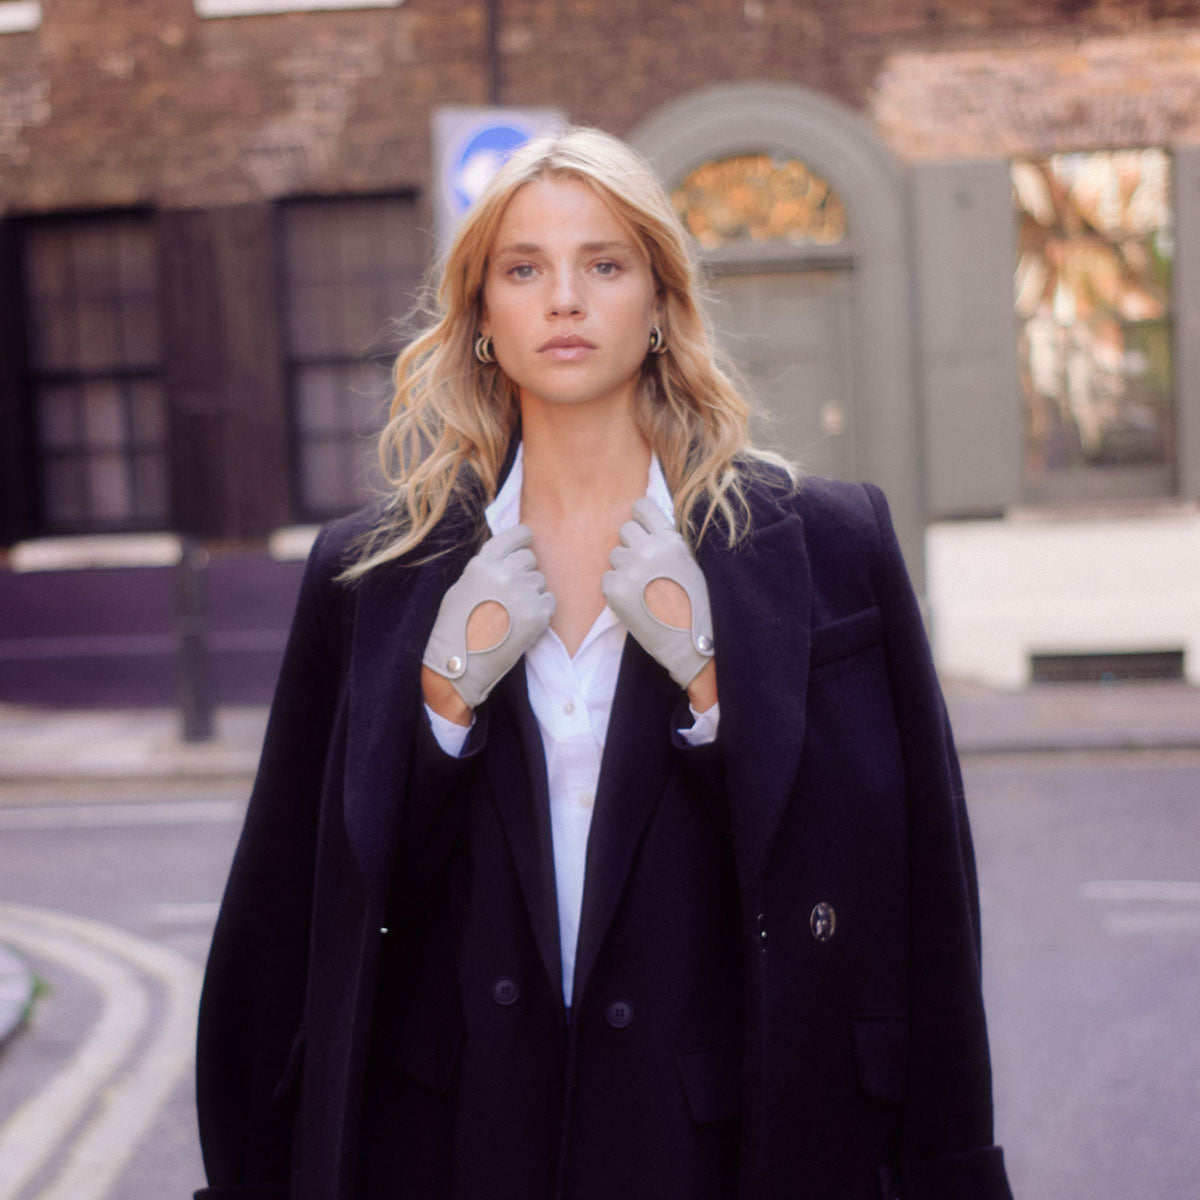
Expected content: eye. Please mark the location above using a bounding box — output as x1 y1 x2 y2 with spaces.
593 260 622 276
506 263 537 280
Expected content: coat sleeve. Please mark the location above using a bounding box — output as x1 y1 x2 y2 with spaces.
863 485 1013 1200
195 525 347 1199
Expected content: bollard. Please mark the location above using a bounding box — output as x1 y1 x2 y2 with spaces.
176 536 215 743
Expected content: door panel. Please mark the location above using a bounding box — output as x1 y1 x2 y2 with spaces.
707 269 855 481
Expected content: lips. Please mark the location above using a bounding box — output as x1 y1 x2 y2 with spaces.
537 334 596 363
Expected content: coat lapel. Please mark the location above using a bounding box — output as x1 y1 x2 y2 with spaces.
571 637 680 1006
697 497 813 900
482 661 564 1000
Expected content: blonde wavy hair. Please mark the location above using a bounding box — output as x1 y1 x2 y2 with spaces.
345 125 792 578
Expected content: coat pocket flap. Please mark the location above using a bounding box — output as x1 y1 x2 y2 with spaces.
811 606 883 668
395 1000 462 1093
851 1015 909 1104
676 1041 742 1124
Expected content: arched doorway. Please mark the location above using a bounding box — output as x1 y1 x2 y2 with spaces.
628 83 924 588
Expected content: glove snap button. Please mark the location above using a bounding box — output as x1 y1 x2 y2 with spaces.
446 655 463 673
695 634 713 653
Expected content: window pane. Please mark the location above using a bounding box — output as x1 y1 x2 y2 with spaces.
295 365 343 435
672 153 848 250
129 379 166 444
88 452 133 521
27 297 77 372
282 195 418 518
1014 149 1174 499
37 383 81 451
133 451 169 520
42 457 87 526
21 215 165 532
298 439 345 513
82 379 126 450
120 296 162 367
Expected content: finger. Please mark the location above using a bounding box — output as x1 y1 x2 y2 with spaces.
527 570 549 594
484 523 534 558
617 519 647 548
607 545 632 571
631 496 672 533
506 547 537 573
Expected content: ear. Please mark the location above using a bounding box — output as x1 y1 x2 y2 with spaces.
478 302 490 338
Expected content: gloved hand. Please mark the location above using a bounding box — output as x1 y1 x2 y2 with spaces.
423 524 555 709
601 497 715 688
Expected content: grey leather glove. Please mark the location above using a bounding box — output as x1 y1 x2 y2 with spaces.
423 524 555 708
601 497 715 688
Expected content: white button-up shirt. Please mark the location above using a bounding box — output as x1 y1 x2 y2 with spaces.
428 444 718 1005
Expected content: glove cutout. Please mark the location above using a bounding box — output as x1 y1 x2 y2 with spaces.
601 497 715 689
423 523 555 709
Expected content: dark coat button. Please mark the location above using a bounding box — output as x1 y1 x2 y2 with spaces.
491 977 520 1006
810 901 836 942
606 999 634 1028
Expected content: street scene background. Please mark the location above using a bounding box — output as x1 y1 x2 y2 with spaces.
3 1 1200 1197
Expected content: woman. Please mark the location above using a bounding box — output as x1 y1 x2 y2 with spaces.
195 128 1012 1200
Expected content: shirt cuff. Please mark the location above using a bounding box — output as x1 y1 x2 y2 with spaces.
677 700 720 746
425 703 474 757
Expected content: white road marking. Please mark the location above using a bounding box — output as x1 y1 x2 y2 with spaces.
0 800 242 830
0 911 150 1199
1080 881 1200 904
1104 911 1200 936
0 904 202 1200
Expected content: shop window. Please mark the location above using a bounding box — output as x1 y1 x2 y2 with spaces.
0 3 41 34
1013 149 1175 502
280 195 420 519
194 0 399 15
671 153 848 251
21 216 169 532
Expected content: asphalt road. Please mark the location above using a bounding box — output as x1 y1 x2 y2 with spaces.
0 751 1197 1199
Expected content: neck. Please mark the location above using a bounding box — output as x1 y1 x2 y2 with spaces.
518 395 651 521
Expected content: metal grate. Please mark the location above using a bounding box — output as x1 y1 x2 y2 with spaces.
1030 650 1185 684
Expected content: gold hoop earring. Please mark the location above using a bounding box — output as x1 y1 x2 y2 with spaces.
474 334 495 365
648 325 668 355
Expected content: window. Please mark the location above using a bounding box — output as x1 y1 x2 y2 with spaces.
280 195 421 519
21 216 169 532
0 2 41 34
194 0 399 15
1013 149 1174 501
671 153 848 251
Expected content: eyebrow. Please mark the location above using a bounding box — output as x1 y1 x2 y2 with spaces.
492 239 638 257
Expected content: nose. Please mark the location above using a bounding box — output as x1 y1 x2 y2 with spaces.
547 267 585 317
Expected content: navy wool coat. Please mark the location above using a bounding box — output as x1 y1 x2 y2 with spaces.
195 473 1013 1200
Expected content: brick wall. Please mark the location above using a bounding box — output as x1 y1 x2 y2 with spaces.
4 0 1200 217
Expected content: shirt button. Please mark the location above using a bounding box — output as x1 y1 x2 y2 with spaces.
578 792 594 810
563 698 576 716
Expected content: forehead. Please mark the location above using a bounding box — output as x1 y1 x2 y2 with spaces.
490 175 644 252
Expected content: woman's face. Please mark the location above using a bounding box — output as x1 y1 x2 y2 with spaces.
480 175 660 418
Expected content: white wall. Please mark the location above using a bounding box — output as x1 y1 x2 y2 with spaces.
926 507 1200 687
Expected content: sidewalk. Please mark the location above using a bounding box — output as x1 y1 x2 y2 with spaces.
0 681 1197 788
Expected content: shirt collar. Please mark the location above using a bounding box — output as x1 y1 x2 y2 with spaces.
484 441 675 535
